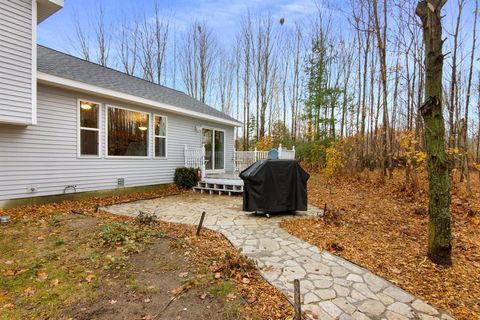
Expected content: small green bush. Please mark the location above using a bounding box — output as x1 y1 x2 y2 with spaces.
174 167 199 188
101 222 131 246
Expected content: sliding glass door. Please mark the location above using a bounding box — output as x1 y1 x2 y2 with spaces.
214 130 224 170
202 128 224 172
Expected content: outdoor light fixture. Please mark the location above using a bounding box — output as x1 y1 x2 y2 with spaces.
138 126 148 131
80 102 92 110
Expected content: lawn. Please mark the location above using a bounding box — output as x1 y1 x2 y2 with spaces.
0 188 293 320
281 170 480 320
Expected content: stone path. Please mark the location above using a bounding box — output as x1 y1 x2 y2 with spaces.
102 193 453 320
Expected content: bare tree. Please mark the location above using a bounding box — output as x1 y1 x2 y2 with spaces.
94 5 110 66
372 0 392 180
218 52 235 115
153 1 169 84
251 14 277 138
138 16 155 82
72 11 90 61
119 16 139 75
290 24 303 141
447 0 465 170
179 22 217 104
460 0 478 192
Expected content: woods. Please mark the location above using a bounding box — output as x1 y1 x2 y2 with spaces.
68 1 479 266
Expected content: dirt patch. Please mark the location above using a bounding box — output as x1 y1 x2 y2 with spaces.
281 170 480 320
71 239 232 320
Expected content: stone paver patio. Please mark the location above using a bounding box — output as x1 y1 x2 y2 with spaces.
102 193 452 320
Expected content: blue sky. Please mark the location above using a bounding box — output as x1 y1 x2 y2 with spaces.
38 0 339 53
38 0 474 57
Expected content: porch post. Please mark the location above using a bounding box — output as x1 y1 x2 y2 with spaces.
184 145 188 167
254 147 258 161
201 143 206 179
279 144 283 159
292 145 296 158
234 147 237 172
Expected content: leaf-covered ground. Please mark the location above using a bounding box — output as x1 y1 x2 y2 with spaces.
281 170 480 320
0 186 293 320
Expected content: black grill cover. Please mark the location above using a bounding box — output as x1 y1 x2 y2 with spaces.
239 159 310 213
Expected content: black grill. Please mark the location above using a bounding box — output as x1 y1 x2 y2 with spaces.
239 159 309 214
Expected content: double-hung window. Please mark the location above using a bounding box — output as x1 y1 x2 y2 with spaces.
154 115 167 158
79 100 100 157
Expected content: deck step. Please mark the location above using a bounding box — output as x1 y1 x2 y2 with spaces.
193 180 244 196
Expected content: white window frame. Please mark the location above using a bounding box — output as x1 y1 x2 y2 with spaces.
154 114 168 159
200 126 226 173
77 99 101 158
105 105 151 159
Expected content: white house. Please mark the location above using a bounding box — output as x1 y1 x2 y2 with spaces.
0 0 242 207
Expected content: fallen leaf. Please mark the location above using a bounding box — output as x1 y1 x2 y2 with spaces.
109 299 117 305
3 270 14 277
23 287 35 297
15 269 29 276
242 277 250 284
2 303 14 310
178 272 189 278
214 272 221 279
143 298 151 303
37 271 48 281
226 293 236 301
50 279 59 287
170 286 184 296
85 274 96 283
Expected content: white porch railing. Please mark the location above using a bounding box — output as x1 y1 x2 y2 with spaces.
278 144 296 160
185 144 297 176
234 144 296 172
184 144 206 178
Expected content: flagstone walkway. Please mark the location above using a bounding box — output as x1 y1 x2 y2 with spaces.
102 193 453 320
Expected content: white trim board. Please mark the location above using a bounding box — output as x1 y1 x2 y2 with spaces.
37 72 242 127
31 0 38 125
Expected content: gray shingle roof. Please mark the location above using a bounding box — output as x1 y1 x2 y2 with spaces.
37 45 240 125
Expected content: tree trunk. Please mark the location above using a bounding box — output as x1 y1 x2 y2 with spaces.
416 0 452 267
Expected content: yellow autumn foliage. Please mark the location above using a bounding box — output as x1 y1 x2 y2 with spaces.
324 142 345 176
256 136 273 151
398 131 426 171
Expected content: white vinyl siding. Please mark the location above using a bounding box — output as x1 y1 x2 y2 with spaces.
0 0 35 125
0 84 235 201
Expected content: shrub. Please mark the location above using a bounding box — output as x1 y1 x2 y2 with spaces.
295 139 332 171
174 167 199 188
137 211 157 225
101 222 131 246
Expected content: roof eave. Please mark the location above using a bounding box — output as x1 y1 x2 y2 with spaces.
37 72 242 127
37 0 64 24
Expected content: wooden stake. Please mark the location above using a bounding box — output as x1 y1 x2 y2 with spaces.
294 279 301 320
196 211 206 236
